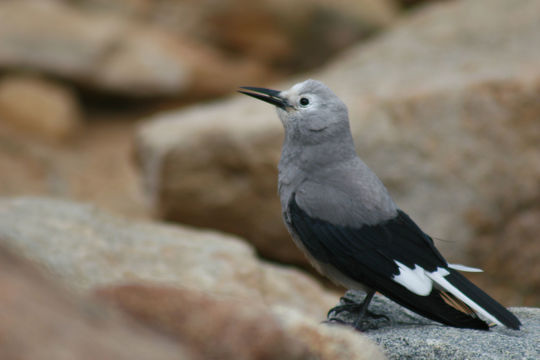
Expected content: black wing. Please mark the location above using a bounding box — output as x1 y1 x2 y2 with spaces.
288 193 447 278
288 193 491 329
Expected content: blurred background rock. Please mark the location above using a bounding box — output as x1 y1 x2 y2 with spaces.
0 1 538 356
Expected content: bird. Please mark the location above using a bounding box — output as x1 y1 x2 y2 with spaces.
238 79 521 331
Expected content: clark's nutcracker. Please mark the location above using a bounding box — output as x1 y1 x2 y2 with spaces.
239 79 521 331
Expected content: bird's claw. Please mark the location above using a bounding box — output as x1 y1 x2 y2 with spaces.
326 297 391 332
326 296 365 317
326 303 364 318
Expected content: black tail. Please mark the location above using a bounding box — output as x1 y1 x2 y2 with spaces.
441 270 521 330
375 275 491 330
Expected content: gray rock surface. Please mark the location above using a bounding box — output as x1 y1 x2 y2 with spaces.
328 290 540 360
135 0 540 305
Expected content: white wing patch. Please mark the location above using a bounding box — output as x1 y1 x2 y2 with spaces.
392 261 433 296
448 264 483 272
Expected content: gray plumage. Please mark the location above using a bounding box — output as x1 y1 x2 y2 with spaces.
276 80 396 228
238 79 521 330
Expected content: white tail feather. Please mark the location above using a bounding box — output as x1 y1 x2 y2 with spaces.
427 270 502 326
448 264 483 273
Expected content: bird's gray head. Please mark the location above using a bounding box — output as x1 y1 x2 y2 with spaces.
239 79 351 145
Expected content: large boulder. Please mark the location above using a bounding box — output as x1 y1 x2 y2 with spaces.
97 284 385 360
0 243 197 360
67 0 398 73
0 0 397 99
0 197 386 360
0 196 336 319
135 0 540 304
0 1 266 98
0 120 149 219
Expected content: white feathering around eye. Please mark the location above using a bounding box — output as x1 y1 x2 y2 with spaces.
448 264 483 272
392 261 433 296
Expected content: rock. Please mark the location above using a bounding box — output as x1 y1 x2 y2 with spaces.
0 1 267 98
468 207 540 306
274 306 386 360
0 1 186 96
0 242 197 360
136 98 294 262
0 196 337 320
96 284 386 360
135 0 540 303
259 263 341 319
70 0 399 73
328 291 540 360
0 197 387 360
96 284 314 360
0 0 396 98
0 120 149 219
0 74 81 142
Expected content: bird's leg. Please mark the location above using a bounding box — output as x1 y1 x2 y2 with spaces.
352 290 384 331
326 290 390 331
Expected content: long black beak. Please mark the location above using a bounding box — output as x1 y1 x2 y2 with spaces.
238 86 287 109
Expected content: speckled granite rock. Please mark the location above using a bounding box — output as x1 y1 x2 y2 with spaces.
328 290 540 360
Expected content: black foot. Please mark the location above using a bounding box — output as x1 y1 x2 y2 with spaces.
325 292 391 332
326 296 364 318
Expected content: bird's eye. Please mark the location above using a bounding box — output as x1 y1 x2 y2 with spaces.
299 97 310 106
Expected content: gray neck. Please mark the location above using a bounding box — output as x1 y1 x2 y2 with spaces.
278 123 357 208
279 134 356 171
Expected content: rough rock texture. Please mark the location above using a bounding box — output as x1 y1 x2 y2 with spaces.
97 284 385 360
0 243 197 360
0 197 337 320
274 305 387 360
329 291 540 360
0 74 81 142
135 0 540 304
96 284 313 360
0 197 387 360
0 120 149 218
0 1 266 98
